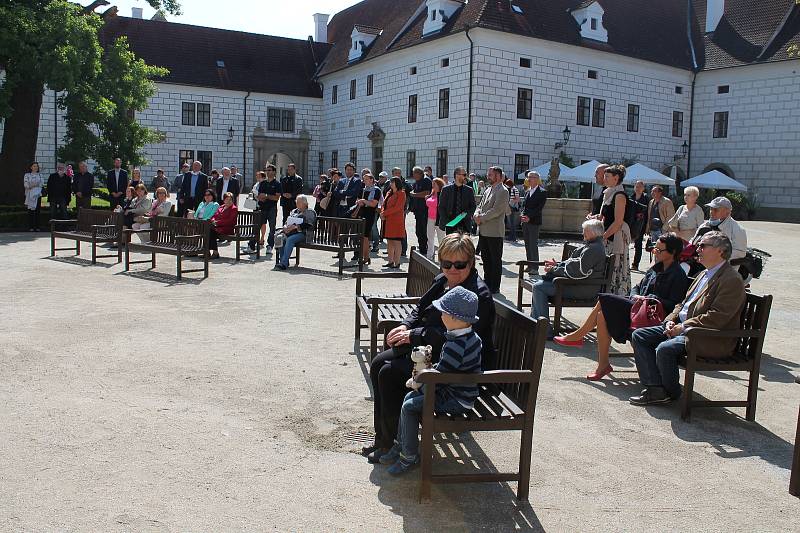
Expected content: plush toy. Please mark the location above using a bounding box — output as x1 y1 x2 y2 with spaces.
406 344 433 390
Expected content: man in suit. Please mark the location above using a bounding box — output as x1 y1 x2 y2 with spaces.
408 166 432 256
215 167 241 205
106 157 129 210
520 170 548 271
280 163 304 225
437 166 476 235
178 160 208 217
72 161 94 210
473 166 510 293
332 162 363 218
629 231 746 405
590 163 609 215
174 163 189 193
47 162 72 219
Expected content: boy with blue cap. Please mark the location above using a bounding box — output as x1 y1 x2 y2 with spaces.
383 285 483 475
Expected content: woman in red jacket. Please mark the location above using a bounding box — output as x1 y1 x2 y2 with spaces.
209 191 238 259
379 177 407 269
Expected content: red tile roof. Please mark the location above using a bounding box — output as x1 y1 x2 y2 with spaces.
99 16 331 98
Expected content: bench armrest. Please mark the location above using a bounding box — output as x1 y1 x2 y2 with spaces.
365 296 421 305
91 224 115 229
416 369 536 385
515 260 547 267
175 234 203 241
123 228 151 234
353 270 410 295
553 277 604 288
684 327 764 339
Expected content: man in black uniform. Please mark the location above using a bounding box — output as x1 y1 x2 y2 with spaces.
280 163 303 225
408 166 432 256
245 165 282 254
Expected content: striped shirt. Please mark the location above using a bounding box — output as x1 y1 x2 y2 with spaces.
433 327 483 409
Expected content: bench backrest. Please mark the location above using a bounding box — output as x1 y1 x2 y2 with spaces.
76 208 123 237
309 216 365 248
406 250 442 297
492 299 549 408
560 242 614 293
236 210 263 228
735 293 773 361
148 216 210 249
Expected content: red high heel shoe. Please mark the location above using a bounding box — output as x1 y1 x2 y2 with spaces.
586 365 613 381
553 336 584 347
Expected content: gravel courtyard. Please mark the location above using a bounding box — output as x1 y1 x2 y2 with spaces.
1 219 798 531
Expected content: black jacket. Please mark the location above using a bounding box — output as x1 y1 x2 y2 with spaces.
401 270 497 370
215 177 241 204
522 186 548 225
631 260 690 312
437 183 477 232
409 177 432 213
179 172 209 201
72 172 94 196
106 168 129 195
47 172 72 203
280 175 304 207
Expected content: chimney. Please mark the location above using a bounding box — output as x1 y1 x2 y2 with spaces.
313 13 329 43
705 0 724 33
131 7 143 19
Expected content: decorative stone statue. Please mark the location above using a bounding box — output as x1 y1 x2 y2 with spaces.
406 345 433 390
545 156 564 198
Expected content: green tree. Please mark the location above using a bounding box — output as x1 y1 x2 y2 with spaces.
0 0 180 204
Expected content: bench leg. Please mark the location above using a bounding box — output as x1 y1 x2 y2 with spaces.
419 399 435 502
91 239 97 264
124 245 130 271
681 364 695 421
370 326 378 363
354 304 361 340
236 240 241 261
50 234 55 257
204 253 209 278
177 254 182 280
338 252 344 279
516 279 524 311
517 419 534 501
152 252 156 269
75 240 80 256
553 305 562 335
117 241 122 263
745 364 760 422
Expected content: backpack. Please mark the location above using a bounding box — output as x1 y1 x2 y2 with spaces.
613 190 635 227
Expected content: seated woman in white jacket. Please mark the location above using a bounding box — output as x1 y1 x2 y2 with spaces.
132 187 172 230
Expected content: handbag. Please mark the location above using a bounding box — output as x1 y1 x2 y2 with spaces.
244 196 257 210
319 195 331 210
630 298 665 330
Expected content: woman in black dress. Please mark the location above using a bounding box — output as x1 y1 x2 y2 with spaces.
353 173 381 265
554 233 689 381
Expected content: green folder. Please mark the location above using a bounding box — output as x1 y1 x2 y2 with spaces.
446 212 468 227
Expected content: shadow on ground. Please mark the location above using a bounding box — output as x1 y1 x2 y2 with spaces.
370 432 544 532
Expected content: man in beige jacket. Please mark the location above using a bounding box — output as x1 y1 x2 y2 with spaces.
629 231 745 405
644 185 676 237
473 166 510 293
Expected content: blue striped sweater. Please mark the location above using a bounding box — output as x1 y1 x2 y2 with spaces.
433 327 483 409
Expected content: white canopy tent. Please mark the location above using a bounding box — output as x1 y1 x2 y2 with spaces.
517 161 572 181
681 170 748 192
559 160 601 183
622 163 675 186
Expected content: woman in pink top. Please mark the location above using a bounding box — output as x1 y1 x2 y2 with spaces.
425 178 446 260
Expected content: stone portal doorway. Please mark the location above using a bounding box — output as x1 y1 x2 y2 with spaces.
252 126 311 188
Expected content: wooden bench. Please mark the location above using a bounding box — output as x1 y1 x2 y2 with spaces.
416 300 549 501
124 216 211 280
353 249 440 361
680 292 773 421
293 216 365 278
50 208 124 264
218 210 264 261
791 375 800 498
516 242 614 334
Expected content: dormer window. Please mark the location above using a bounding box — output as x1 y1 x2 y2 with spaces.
570 1 609 43
348 25 382 63
423 0 463 37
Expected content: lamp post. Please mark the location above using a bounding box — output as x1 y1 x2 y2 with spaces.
553 125 571 152
226 126 234 145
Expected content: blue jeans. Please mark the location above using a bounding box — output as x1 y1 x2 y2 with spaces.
531 280 556 332
630 325 687 399
396 390 466 460
279 232 306 267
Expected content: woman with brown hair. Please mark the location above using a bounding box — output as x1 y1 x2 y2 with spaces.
593 165 631 295
379 176 407 269
123 183 152 228
209 192 238 259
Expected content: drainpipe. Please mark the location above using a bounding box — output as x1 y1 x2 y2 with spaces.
685 0 700 188
53 90 58 169
464 26 475 173
686 72 696 187
243 91 251 186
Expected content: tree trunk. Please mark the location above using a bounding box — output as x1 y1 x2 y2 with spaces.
0 82 44 205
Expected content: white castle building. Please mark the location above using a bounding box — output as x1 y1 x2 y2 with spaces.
3 0 799 219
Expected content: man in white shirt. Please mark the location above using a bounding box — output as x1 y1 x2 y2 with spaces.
691 196 747 260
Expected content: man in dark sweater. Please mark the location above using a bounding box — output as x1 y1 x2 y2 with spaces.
47 162 72 219
408 166 432 255
437 166 476 235
72 161 94 210
280 163 304 225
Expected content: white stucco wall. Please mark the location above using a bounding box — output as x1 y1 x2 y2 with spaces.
690 60 800 210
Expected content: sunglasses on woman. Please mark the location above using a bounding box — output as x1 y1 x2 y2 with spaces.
441 260 469 270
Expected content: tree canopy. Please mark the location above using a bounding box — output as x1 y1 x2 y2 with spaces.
0 0 181 203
